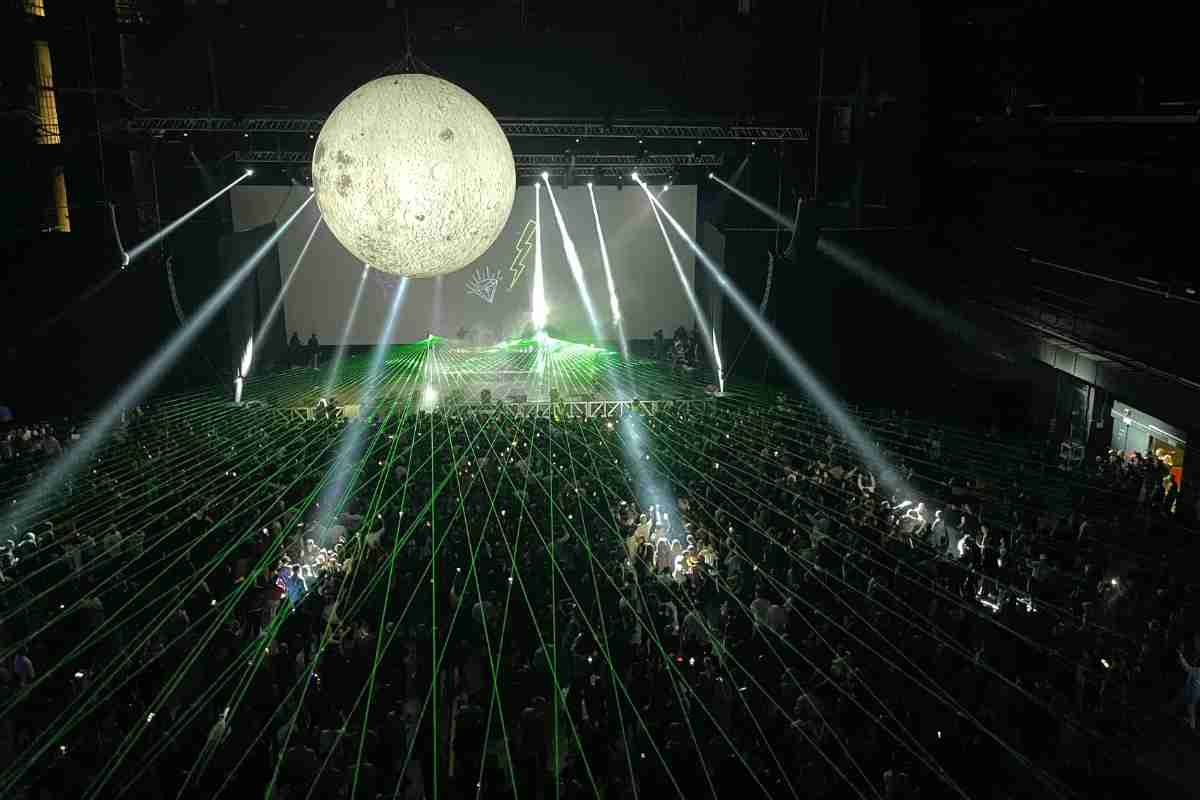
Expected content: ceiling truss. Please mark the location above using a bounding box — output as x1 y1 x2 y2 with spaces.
123 114 806 141
233 151 722 178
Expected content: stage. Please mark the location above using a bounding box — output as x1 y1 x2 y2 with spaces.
239 335 720 419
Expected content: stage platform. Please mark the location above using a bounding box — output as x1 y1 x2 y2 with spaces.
240 335 721 419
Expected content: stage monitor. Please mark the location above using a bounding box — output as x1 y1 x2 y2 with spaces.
231 184 698 346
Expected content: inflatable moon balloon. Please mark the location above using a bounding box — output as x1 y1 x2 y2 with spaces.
312 74 515 278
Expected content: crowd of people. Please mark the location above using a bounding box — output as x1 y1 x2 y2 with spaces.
1093 448 1183 517
0 424 71 463
0 384 1198 800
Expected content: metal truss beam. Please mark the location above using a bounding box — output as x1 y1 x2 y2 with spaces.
523 152 722 180
235 150 311 164
524 165 675 178
522 153 723 167
498 120 807 141
124 114 806 141
232 151 723 177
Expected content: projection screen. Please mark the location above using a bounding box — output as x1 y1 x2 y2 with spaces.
230 184 697 345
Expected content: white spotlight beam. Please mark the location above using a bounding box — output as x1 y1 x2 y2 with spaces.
321 264 372 399
2 191 315 532
710 176 994 353
815 237 991 350
711 174 796 231
712 328 725 395
124 171 252 265
637 178 717 367
532 185 547 331
235 332 253 404
360 278 410 408
540 175 601 340
239 335 254 380
250 213 323 372
431 276 445 338
586 183 628 360
707 180 989 355
319 278 410 513
618 411 677 525
644 189 911 495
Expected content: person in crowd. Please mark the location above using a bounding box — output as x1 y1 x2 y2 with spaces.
277 564 307 608
12 649 36 686
102 525 123 557
1177 648 1200 730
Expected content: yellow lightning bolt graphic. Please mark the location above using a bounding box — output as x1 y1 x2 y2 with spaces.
507 219 536 291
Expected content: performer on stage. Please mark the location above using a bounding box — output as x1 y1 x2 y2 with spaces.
307 332 320 369
288 331 302 367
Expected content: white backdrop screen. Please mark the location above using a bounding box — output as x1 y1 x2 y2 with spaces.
230 184 697 345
